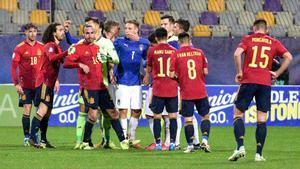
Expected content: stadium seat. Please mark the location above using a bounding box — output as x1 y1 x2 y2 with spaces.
181 11 200 27
189 0 207 12
275 12 293 28
76 0 94 12
192 25 211 37
208 0 225 13
30 10 49 25
231 25 249 37
212 25 229 37
113 0 132 12
133 0 151 11
226 0 245 13
256 11 275 27
152 0 169 11
68 10 87 26
245 0 263 13
170 0 188 11
220 11 237 27
79 24 84 36
125 10 143 23
2 23 19 34
19 0 37 11
282 0 299 14
163 11 180 20
88 11 106 22
140 24 154 37
263 0 282 12
295 12 300 26
54 10 67 24
38 0 51 10
55 0 76 11
144 10 161 27
269 25 286 37
95 0 113 12
200 11 218 25
238 11 255 26
105 11 124 25
287 25 300 37
12 10 29 25
0 9 11 24
0 0 17 12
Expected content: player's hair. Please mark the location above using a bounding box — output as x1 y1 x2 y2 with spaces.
104 20 120 33
125 20 139 28
148 32 157 44
178 32 190 43
155 27 168 41
85 17 104 29
175 19 190 32
42 23 61 43
253 19 267 30
161 15 175 24
24 23 37 31
83 24 93 33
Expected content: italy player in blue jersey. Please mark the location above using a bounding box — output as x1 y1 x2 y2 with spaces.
113 20 150 148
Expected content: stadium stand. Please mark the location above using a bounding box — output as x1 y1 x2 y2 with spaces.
29 10 49 25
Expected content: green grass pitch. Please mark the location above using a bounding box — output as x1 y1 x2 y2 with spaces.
0 126 299 169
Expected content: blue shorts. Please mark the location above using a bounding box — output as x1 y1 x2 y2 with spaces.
34 83 54 108
235 83 271 113
82 89 115 111
149 96 178 114
19 88 35 107
180 97 210 117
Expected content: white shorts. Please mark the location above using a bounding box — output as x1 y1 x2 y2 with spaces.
108 84 117 104
115 84 142 110
145 87 168 117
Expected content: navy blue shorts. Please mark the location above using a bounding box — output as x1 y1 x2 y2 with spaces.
235 83 271 113
82 89 115 111
34 83 54 108
149 95 178 114
180 97 210 117
19 88 35 107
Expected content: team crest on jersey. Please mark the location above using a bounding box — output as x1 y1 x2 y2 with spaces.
24 51 29 55
45 95 50 102
89 97 95 104
37 49 42 56
139 44 144 52
48 47 54 53
85 51 89 55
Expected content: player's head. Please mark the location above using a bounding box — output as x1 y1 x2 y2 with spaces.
24 23 38 42
83 24 96 43
154 27 168 42
85 17 103 34
253 19 268 33
160 15 175 34
174 19 190 36
148 32 157 45
104 20 120 41
42 23 65 43
125 20 139 38
178 32 191 46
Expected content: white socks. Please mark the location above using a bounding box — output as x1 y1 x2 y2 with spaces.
128 117 139 141
120 118 128 139
193 115 200 145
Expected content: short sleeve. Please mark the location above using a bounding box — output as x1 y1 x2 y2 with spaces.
238 36 248 50
275 40 288 57
12 47 21 62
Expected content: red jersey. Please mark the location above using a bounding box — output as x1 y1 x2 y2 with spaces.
11 40 44 89
147 43 177 97
238 33 288 86
36 42 67 89
170 46 208 100
64 41 106 90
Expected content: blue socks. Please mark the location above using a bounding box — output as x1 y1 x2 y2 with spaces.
169 118 177 144
153 119 161 144
234 117 245 150
256 122 267 155
22 114 30 137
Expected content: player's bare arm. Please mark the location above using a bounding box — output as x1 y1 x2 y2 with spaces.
233 47 244 83
271 52 293 79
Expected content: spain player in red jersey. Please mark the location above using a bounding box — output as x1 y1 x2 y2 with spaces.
169 32 211 153
29 23 68 148
11 23 44 146
64 25 129 150
228 19 293 162
144 28 178 151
